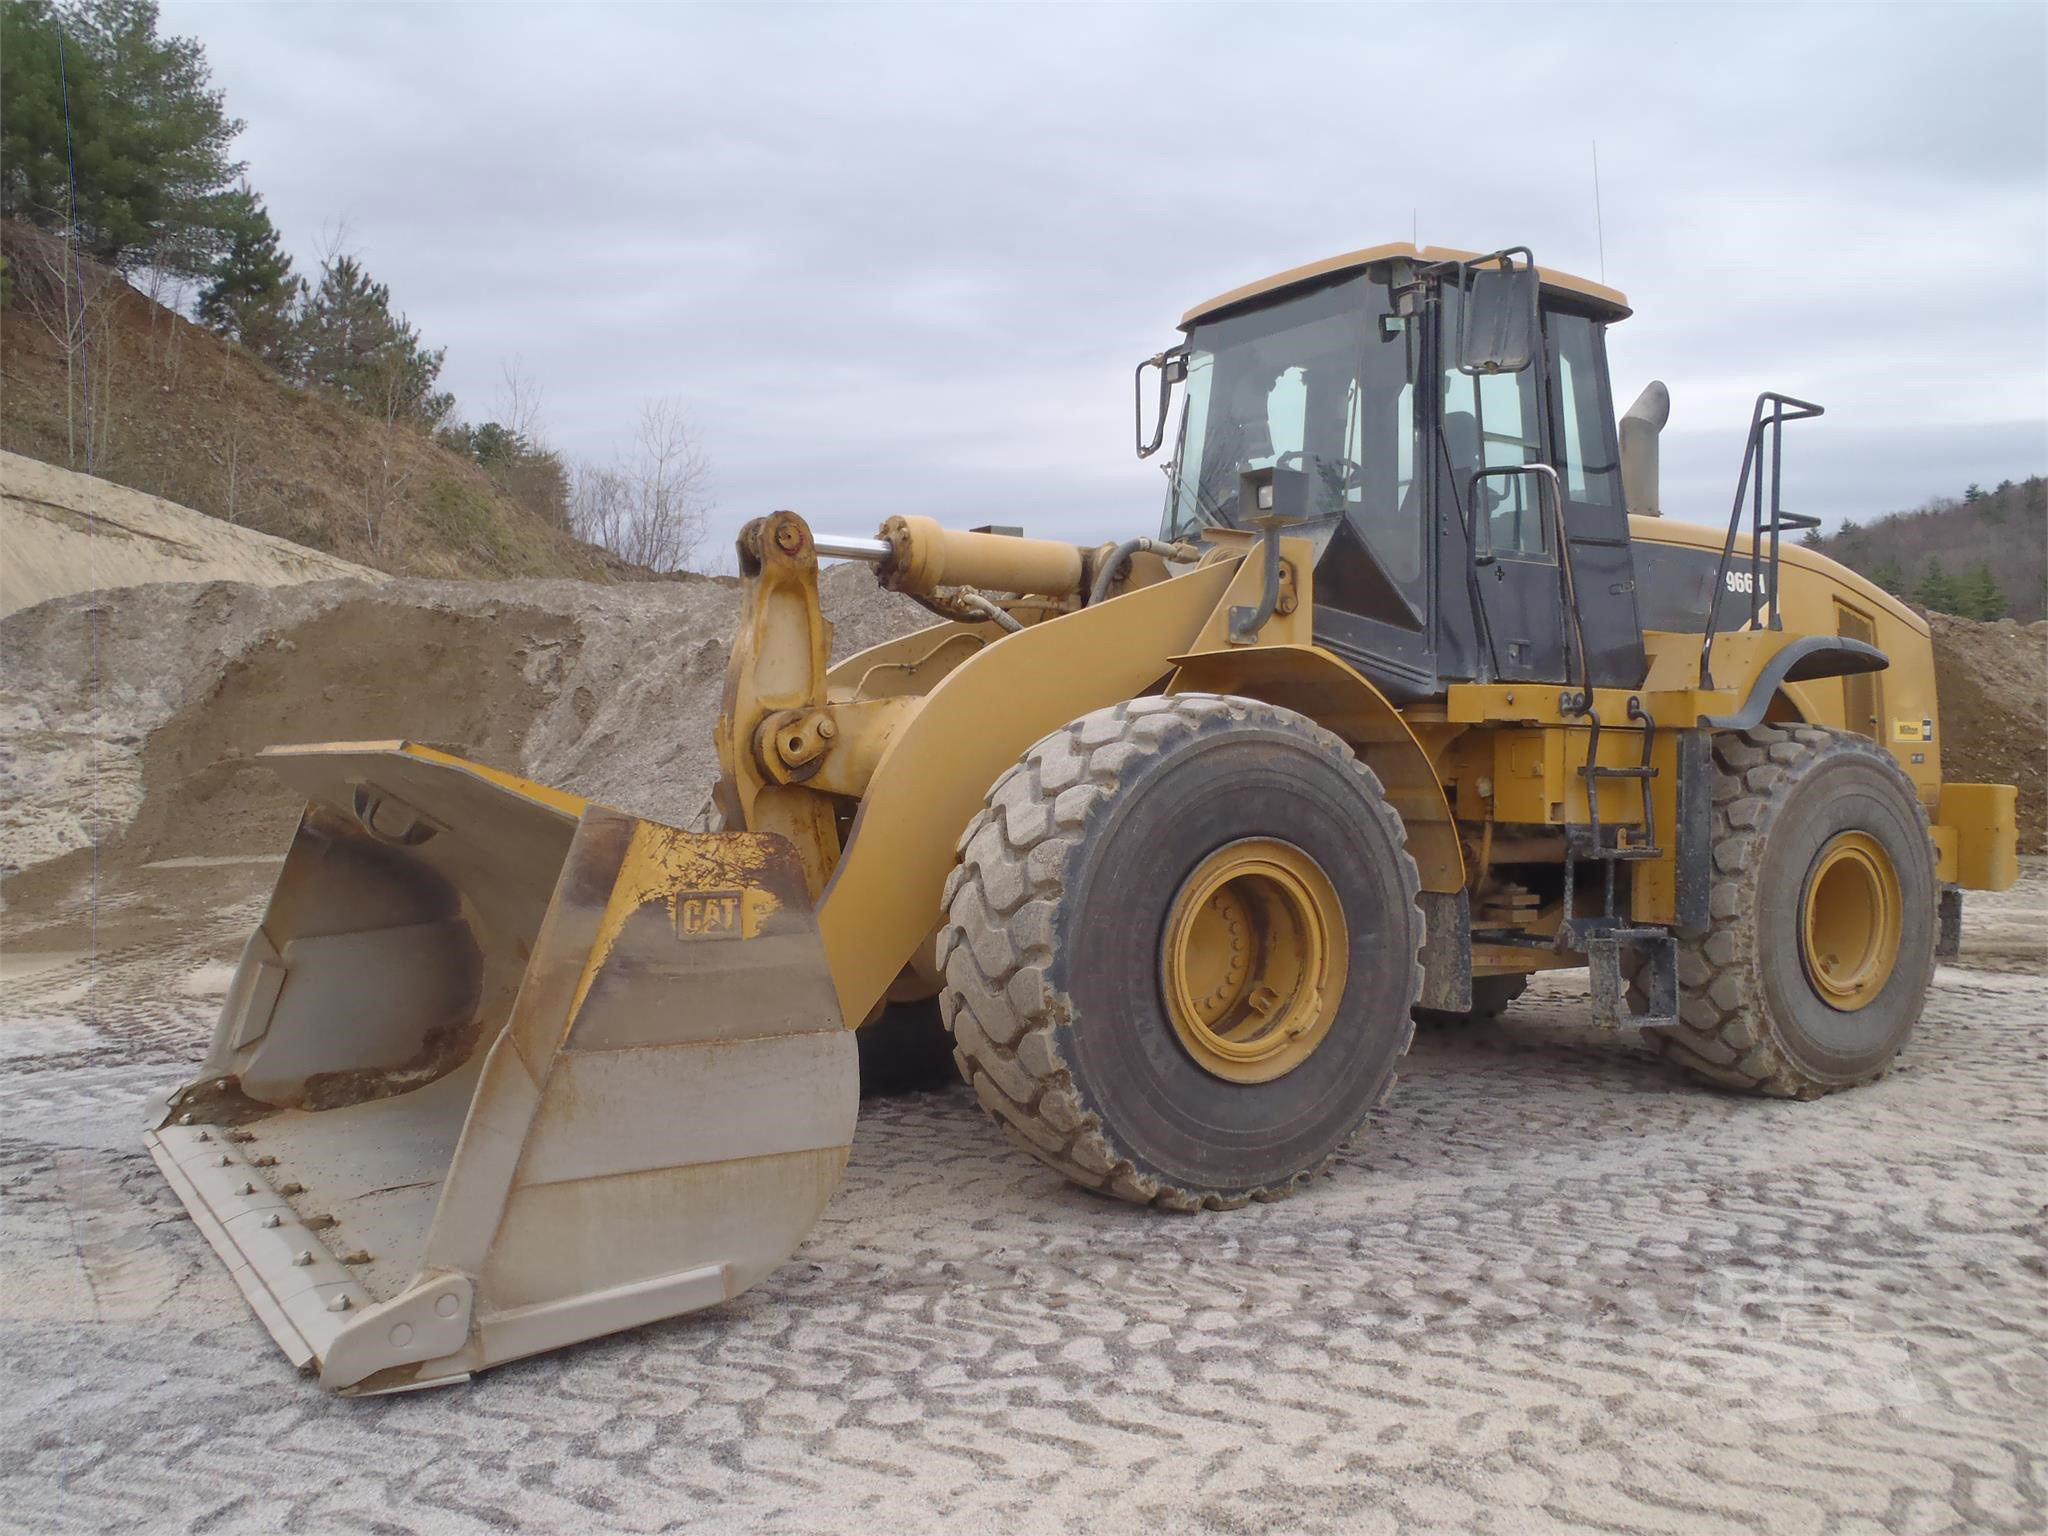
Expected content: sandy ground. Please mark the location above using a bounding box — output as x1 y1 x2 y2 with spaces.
0 451 381 618
0 511 2041 1533
1 844 2041 1535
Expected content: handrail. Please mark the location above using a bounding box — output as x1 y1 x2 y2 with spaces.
1698 392 1824 689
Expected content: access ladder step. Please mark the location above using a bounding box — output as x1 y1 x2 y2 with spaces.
1587 928 1678 1030
1566 827 1662 862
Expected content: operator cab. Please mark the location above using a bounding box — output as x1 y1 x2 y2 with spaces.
1142 243 1646 702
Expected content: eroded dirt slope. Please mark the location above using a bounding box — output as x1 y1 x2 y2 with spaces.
0 563 928 931
1928 611 2048 850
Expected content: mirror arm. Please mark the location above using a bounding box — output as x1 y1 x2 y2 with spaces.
1134 345 1190 460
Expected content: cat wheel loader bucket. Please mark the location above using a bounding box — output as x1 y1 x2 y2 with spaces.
144 743 855 1394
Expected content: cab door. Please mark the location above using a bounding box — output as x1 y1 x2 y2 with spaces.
1429 288 1646 691
1434 320 1567 684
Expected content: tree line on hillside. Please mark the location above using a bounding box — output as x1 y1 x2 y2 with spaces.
0 0 706 570
1802 476 2046 623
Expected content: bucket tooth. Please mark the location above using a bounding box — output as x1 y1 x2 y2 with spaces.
147 742 856 1393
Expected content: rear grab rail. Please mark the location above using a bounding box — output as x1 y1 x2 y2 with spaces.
1699 392 1824 689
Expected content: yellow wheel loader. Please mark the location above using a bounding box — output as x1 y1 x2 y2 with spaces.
147 243 2019 1393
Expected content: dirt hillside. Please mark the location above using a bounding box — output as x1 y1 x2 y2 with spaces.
0 222 630 582
1927 612 2048 851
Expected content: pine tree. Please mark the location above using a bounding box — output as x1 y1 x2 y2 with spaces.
1963 483 1984 503
1915 558 1959 614
0 0 247 275
1869 558 1906 595
1955 564 2007 621
195 184 298 363
439 419 571 528
292 253 451 428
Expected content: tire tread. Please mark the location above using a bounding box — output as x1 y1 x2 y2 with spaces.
939 694 1423 1210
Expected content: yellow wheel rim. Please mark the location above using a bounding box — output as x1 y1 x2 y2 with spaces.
1160 838 1348 1084
1800 831 1902 1011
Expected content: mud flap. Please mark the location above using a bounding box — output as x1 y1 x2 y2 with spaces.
145 743 855 1394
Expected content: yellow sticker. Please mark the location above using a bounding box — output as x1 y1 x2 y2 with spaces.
1893 717 1933 743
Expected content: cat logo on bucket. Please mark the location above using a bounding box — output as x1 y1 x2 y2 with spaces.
676 889 745 939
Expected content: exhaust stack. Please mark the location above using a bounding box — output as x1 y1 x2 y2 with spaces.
1620 380 1670 518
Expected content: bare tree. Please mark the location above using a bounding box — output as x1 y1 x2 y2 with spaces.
213 344 246 523
495 356 546 444
571 397 711 570
359 344 421 557
12 228 124 472
569 463 633 555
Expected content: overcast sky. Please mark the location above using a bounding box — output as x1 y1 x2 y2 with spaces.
163 1 2046 567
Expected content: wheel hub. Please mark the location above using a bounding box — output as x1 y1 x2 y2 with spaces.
1800 830 1902 1011
1160 838 1347 1084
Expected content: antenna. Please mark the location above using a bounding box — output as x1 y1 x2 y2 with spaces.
1412 207 1418 247
1592 140 1607 285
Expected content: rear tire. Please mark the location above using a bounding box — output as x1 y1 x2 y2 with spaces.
1414 973 1528 1029
1641 724 1936 1098
939 694 1423 1210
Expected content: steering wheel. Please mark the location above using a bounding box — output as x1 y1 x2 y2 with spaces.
1275 450 1365 493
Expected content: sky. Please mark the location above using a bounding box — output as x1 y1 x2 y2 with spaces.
161 1 2048 568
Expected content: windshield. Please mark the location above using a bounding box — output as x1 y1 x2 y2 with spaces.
1160 274 1422 585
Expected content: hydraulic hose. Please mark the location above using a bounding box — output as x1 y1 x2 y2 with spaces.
1086 537 1201 607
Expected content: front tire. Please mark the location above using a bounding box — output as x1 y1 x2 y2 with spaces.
939 694 1423 1210
1646 724 1937 1098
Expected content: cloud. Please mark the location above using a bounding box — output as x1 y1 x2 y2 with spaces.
163 1 2047 561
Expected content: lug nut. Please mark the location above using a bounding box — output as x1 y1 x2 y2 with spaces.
292 1250 313 1267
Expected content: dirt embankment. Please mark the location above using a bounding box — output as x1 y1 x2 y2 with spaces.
0 221 632 583
0 563 929 925
1927 612 2048 851
1 449 383 616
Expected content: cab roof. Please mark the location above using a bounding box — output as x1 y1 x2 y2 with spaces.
1179 242 1631 330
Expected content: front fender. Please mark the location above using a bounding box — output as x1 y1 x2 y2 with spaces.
816 556 1258 1028
1164 644 1464 895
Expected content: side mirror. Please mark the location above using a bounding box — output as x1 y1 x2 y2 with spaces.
1457 256 1539 376
1135 346 1190 459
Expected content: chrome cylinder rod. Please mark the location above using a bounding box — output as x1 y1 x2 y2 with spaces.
812 533 891 563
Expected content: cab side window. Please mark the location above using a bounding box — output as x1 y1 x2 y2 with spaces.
1547 311 1621 511
1442 362 1547 558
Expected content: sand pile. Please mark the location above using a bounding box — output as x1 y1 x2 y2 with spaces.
1928 612 2047 851
0 562 930 899
0 450 384 618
